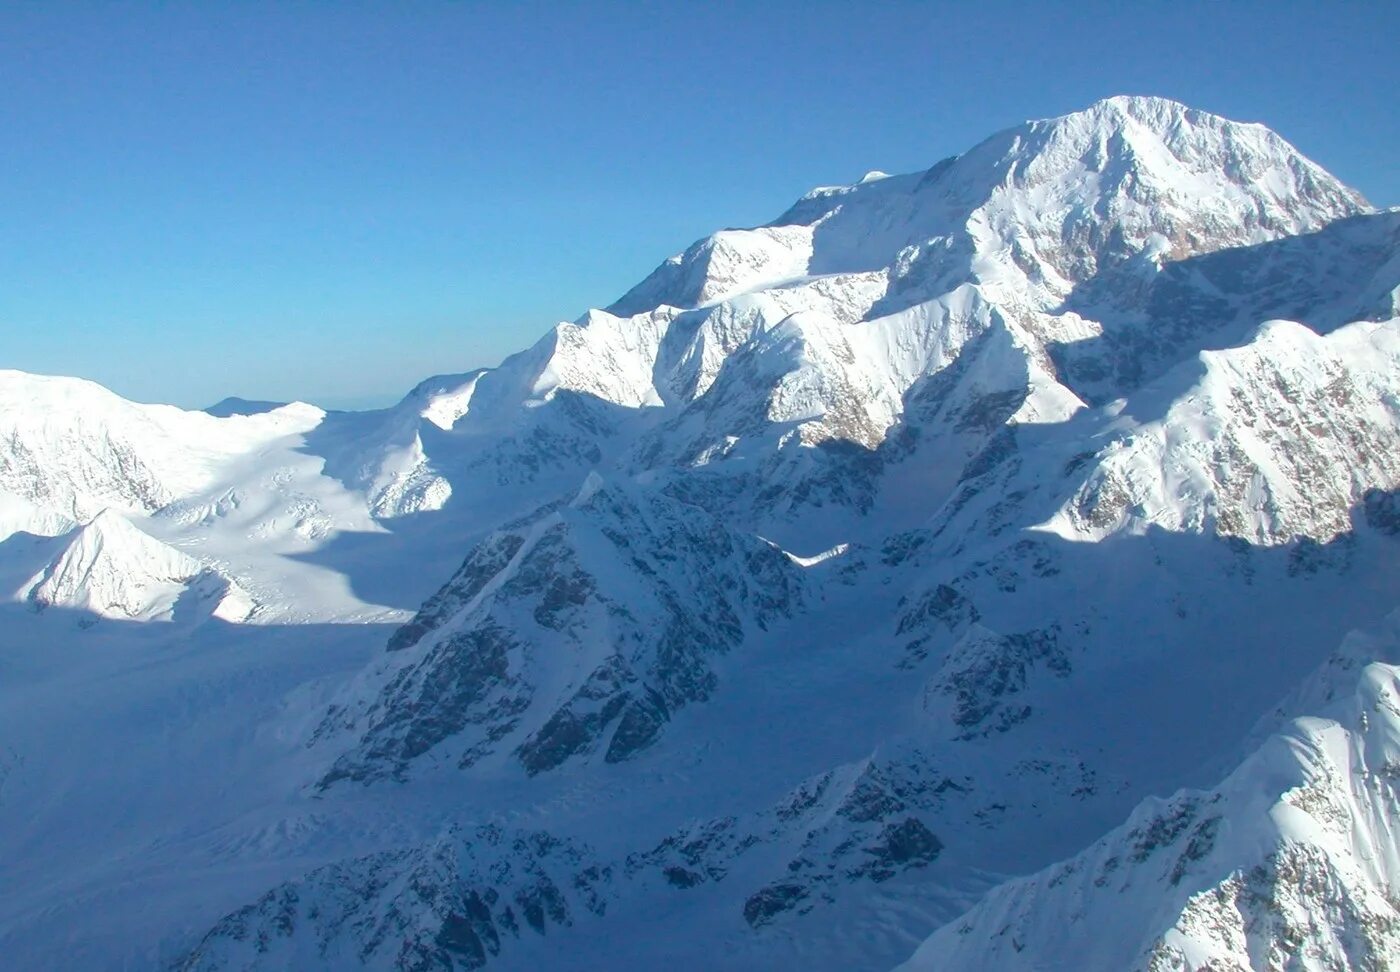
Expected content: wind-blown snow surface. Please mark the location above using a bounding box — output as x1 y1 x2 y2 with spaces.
2 96 1400 971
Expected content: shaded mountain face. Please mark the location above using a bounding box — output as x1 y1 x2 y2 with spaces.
315 476 804 784
1 96 1399 972
178 824 613 972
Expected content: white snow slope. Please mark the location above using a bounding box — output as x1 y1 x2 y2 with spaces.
897 613 1400 972
1 96 1399 972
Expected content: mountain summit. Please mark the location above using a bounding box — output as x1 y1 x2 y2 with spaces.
611 95 1369 317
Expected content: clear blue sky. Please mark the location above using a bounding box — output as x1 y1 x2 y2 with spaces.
3 1 1396 409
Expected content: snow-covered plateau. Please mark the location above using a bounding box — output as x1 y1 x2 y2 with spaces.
2 96 1399 971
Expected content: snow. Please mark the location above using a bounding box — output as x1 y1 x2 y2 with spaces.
1036 317 1400 545
0 95 1398 972
0 489 74 543
21 509 204 620
895 612 1400 972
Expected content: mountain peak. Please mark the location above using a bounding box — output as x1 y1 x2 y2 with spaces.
1074 93 1195 121
1033 94 1255 139
1013 94 1369 210
23 509 204 620
608 97 1369 319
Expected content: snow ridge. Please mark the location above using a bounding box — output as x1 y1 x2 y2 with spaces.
896 615 1400 972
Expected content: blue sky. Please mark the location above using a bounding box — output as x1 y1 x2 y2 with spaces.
3 1 1397 409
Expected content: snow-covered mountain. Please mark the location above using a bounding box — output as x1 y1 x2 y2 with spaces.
314 474 804 784
1 96 1398 971
18 508 249 622
896 613 1400 972
0 370 320 521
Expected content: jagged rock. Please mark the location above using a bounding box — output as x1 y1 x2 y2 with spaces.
317 476 805 783
178 825 610 972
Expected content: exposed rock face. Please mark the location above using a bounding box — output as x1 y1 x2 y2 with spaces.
316 476 805 783
923 624 1068 737
1049 317 1400 545
177 825 611 972
628 746 961 929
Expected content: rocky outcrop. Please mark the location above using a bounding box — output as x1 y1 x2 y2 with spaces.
178 825 610 972
316 476 805 784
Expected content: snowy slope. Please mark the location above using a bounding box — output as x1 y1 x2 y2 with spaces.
0 370 318 520
895 614 1400 972
0 488 74 542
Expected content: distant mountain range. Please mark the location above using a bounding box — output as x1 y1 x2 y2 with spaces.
1 95 1397 971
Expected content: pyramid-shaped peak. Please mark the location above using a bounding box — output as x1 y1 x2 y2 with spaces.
26 510 205 620
85 507 140 532
75 508 181 552
58 510 201 581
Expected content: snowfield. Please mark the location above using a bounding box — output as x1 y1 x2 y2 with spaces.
2 96 1399 971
